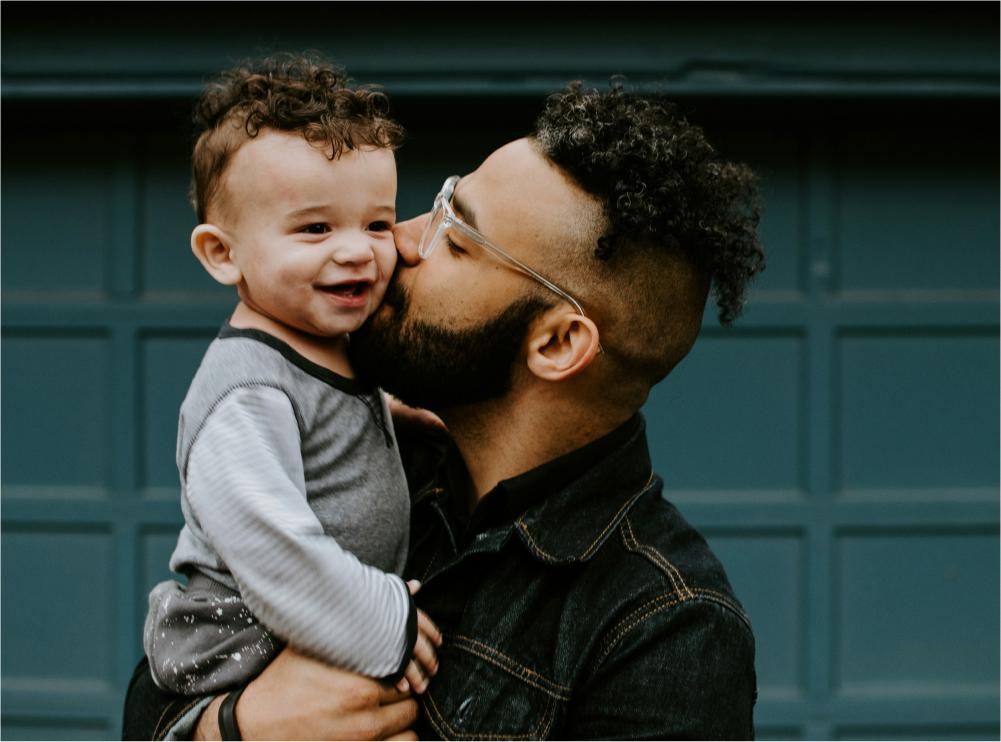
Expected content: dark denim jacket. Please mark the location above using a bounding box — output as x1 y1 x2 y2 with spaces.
123 415 755 740
406 416 756 740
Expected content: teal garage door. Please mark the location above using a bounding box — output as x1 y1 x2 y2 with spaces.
2 5 998 740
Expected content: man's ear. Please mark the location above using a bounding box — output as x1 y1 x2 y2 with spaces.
525 310 601 381
191 224 242 286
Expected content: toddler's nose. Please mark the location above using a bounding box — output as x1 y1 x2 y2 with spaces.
331 233 375 265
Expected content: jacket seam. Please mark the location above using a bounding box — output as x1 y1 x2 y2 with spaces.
594 591 687 668
620 516 694 599
423 694 449 740
450 633 572 699
579 473 655 559
620 517 752 628
515 472 655 563
689 587 754 630
538 695 557 739
424 689 555 740
594 587 754 669
514 521 561 564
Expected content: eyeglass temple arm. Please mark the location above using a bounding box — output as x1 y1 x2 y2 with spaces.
440 175 602 351
450 221 589 318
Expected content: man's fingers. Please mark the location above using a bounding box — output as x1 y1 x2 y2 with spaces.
407 579 421 596
370 697 419 739
417 610 443 646
385 731 418 741
377 681 412 705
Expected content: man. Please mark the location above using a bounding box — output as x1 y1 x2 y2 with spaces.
124 80 765 740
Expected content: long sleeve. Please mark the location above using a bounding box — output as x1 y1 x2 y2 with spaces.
180 385 413 679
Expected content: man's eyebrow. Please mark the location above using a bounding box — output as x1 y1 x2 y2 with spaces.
451 190 478 229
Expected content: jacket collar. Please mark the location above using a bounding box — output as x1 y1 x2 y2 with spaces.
512 413 656 564
412 414 657 564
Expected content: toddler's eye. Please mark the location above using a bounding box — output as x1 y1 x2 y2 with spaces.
301 223 330 234
368 221 392 232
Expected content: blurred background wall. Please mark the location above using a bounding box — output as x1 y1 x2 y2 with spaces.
1 3 998 739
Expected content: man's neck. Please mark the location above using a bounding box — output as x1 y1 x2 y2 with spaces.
440 387 635 509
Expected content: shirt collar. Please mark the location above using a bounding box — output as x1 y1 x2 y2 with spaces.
428 414 654 559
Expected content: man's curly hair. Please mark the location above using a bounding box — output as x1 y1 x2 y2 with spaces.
533 81 764 326
189 53 405 223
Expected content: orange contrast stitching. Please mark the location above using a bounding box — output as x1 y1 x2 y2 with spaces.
424 690 537 740
595 593 685 667
516 473 655 563
620 520 683 596
450 635 571 700
514 518 554 562
534 696 557 739
422 694 449 740
622 516 694 599
579 475 655 560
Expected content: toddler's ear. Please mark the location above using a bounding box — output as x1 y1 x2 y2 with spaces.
191 224 242 285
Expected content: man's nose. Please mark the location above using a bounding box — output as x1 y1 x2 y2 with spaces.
393 213 430 266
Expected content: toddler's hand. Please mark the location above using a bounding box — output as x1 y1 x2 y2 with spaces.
385 393 447 434
395 579 443 694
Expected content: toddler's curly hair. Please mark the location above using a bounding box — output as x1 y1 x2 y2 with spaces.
189 52 405 222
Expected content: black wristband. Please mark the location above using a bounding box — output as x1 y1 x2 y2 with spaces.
218 686 246 741
379 587 419 685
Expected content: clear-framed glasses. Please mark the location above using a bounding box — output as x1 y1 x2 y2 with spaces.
418 175 591 319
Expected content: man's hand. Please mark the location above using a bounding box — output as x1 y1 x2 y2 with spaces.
396 580 443 694
194 647 418 740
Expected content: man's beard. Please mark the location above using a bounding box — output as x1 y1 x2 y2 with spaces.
349 277 549 413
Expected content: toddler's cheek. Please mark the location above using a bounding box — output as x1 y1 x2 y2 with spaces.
369 277 391 314
382 237 399 273
371 237 398 307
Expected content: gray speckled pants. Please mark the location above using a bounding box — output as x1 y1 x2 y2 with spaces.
143 573 282 694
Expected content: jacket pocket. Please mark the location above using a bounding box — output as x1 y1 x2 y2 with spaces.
422 634 568 740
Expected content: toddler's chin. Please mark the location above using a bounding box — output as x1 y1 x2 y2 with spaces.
364 292 387 316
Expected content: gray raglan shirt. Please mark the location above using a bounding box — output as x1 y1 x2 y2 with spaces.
153 324 412 685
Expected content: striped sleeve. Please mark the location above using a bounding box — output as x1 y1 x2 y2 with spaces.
183 385 413 678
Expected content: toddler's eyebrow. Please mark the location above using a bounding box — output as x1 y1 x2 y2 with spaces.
285 204 396 221
286 205 330 221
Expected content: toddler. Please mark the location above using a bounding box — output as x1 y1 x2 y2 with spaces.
143 54 437 697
